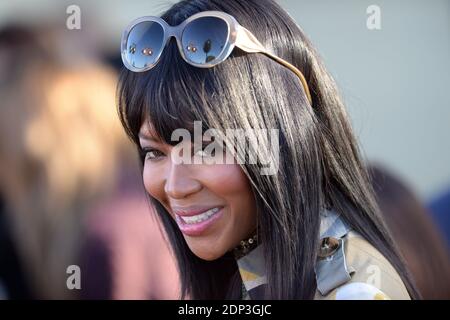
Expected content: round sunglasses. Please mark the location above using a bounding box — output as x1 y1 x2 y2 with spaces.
121 10 312 105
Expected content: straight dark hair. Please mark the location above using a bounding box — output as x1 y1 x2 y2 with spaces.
117 0 420 299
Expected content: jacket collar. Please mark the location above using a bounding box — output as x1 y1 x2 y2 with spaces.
235 208 350 299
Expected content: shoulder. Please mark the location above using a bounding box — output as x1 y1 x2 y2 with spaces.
314 231 411 300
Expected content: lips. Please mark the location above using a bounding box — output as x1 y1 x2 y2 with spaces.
172 206 224 236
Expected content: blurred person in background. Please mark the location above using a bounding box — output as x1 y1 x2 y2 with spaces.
428 187 450 251
80 186 180 299
368 164 450 299
0 25 179 299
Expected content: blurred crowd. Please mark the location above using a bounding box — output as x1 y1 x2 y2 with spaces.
0 24 179 299
0 23 449 300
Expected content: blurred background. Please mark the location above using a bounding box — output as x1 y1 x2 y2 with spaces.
0 0 449 299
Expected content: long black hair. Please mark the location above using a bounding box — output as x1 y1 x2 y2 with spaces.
117 0 420 299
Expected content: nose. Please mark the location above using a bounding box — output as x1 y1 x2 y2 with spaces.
164 161 202 199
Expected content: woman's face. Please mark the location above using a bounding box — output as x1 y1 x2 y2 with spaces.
138 121 257 260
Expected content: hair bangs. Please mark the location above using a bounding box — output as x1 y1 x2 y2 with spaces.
118 39 219 146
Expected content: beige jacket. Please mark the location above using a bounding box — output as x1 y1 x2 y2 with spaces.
237 209 411 300
314 230 410 300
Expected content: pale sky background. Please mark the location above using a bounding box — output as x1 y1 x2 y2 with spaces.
0 0 449 201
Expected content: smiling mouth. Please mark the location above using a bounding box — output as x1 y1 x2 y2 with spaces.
175 207 222 224
174 206 225 236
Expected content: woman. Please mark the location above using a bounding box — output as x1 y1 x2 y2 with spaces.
117 0 420 299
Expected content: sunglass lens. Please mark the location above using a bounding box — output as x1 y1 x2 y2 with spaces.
125 21 164 70
181 17 229 65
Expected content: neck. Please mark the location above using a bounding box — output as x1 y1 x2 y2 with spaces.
232 231 258 259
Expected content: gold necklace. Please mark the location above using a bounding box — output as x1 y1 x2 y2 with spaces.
233 233 258 259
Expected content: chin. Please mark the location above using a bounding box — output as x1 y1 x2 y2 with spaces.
189 245 225 261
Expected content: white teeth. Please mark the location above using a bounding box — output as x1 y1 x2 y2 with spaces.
180 207 220 224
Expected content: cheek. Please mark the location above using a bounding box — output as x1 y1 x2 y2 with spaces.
204 165 257 243
197 164 255 217
142 163 165 202
199 164 250 195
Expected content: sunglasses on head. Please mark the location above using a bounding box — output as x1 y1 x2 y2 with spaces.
121 10 312 105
